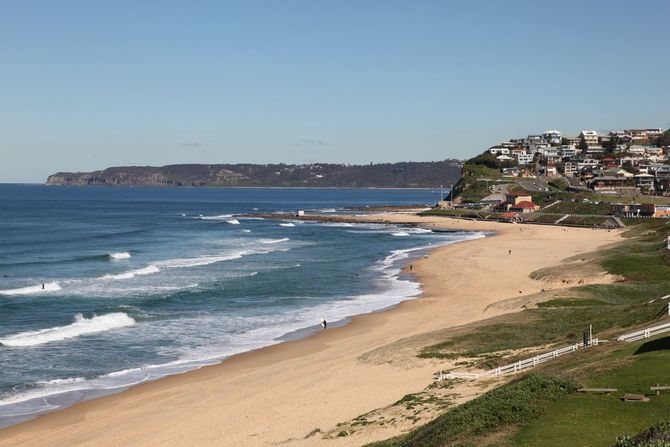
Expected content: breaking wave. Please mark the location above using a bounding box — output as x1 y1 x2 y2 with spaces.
108 252 131 260
0 313 136 347
101 265 160 280
0 282 61 296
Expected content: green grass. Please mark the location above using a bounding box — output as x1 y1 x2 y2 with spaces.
461 163 502 179
548 178 569 191
536 298 610 308
547 201 613 215
365 374 578 447
511 341 670 447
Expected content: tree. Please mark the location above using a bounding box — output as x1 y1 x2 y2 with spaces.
469 152 500 169
603 136 618 153
578 135 589 151
655 130 670 147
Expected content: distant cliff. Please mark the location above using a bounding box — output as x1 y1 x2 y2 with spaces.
46 161 463 188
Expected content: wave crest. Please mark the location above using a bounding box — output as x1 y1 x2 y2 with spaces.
0 313 136 347
108 252 131 260
0 282 61 296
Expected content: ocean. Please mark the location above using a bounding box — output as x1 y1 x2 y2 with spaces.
0 185 482 427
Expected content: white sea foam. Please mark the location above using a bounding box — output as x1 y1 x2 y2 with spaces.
279 223 295 227
101 265 160 280
195 214 233 221
259 238 290 244
241 229 252 233
410 228 433 234
0 282 61 296
225 219 240 225
108 252 131 260
0 313 136 347
391 231 410 237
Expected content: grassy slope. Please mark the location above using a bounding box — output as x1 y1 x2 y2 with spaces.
365 374 579 447
511 340 670 447
367 219 670 446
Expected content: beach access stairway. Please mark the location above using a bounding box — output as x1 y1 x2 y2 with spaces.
439 318 670 381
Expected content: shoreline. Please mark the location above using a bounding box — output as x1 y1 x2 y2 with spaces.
0 215 622 447
0 224 472 429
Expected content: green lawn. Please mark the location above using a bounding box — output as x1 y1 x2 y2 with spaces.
510 340 670 447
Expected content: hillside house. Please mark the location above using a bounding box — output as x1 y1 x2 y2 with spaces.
489 147 510 155
560 147 578 158
516 153 534 165
543 130 562 145
564 162 580 177
580 130 599 147
634 173 655 193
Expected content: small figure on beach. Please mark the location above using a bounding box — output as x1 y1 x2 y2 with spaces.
508 249 512 255
321 318 327 330
409 264 413 271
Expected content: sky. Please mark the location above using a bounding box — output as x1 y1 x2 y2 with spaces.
1 0 669 182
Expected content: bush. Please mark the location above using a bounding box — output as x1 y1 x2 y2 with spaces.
612 419 670 446
366 374 578 447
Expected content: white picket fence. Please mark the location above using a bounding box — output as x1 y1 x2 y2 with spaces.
617 322 670 343
438 339 599 381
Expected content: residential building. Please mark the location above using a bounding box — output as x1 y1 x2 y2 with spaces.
543 130 562 145
611 203 655 217
577 159 599 170
634 173 655 193
516 153 534 165
564 162 580 177
527 135 549 152
579 130 599 147
560 147 577 158
489 147 510 155
628 146 647 156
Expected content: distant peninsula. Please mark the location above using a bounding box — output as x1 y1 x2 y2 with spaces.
46 161 463 188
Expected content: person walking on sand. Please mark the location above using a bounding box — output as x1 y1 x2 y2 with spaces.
321 318 327 330
508 249 512 255
409 264 413 271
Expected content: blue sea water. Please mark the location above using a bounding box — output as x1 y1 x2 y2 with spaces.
0 185 481 427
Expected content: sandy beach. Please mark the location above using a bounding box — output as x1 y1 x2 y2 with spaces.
0 216 622 447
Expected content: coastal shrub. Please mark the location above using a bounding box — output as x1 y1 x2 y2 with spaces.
366 374 578 447
611 419 670 447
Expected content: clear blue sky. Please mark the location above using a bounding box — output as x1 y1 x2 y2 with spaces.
1 0 669 182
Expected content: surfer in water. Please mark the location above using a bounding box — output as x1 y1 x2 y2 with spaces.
41 283 45 290
321 318 327 330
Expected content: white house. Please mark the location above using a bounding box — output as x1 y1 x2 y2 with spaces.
543 130 562 145
560 147 578 158
628 146 647 156
516 153 534 165
579 130 599 147
489 147 510 155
